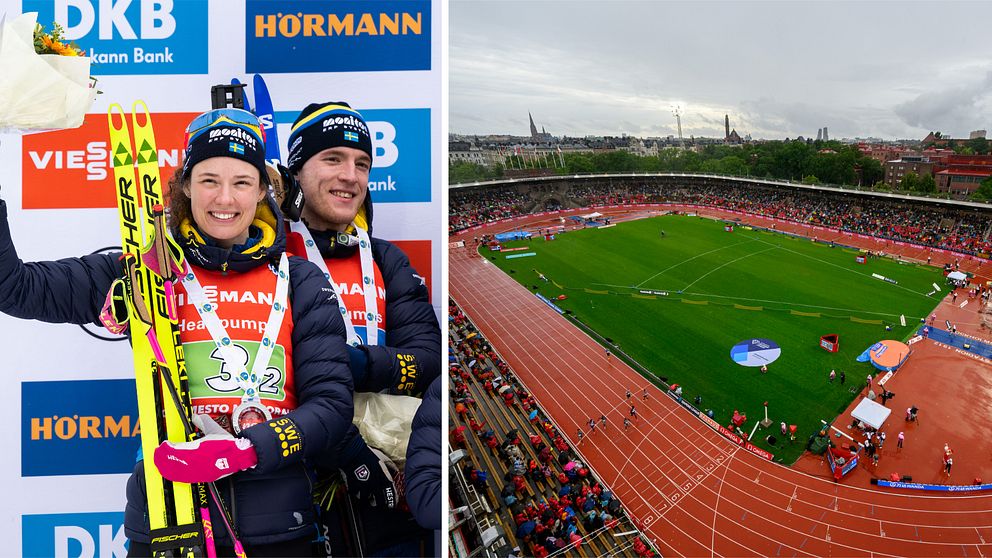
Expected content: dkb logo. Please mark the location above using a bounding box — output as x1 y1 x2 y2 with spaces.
22 0 208 74
23 512 127 558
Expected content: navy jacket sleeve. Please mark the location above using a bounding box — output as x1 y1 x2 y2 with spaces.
358 239 440 396
243 257 354 473
405 376 441 530
311 422 364 471
0 199 120 325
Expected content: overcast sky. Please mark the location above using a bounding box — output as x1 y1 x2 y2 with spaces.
450 1 992 141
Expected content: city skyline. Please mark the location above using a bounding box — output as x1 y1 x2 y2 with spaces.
451 1 992 141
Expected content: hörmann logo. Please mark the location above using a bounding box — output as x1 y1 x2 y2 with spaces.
23 0 208 75
22 379 140 476
255 11 423 38
246 0 431 73
23 512 127 558
21 112 196 210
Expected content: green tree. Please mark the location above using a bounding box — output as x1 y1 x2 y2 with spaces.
449 161 498 184
562 153 595 174
967 136 990 155
774 141 814 181
802 175 820 184
717 155 748 176
809 150 856 185
593 150 640 172
856 158 884 187
969 176 992 201
900 172 920 192
917 174 937 193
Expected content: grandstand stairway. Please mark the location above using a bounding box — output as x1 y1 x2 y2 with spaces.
449 311 651 557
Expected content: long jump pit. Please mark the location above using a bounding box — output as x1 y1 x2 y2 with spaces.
794 334 992 488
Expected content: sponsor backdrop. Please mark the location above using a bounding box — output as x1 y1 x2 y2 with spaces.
0 1 441 555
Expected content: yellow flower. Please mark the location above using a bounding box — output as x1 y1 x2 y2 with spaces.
55 42 79 56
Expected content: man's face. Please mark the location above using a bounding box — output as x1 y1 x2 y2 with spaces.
297 146 371 232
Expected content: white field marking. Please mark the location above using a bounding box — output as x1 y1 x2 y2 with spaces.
747 233 932 299
680 245 782 292
635 237 760 288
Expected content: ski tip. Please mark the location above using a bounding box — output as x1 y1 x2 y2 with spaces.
107 104 128 131
132 100 152 129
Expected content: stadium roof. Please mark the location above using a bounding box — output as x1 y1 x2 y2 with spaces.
449 172 992 210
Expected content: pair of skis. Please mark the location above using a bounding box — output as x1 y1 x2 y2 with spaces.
106 102 244 557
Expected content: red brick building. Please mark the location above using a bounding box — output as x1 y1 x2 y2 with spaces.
934 155 992 195
858 144 908 165
884 155 935 188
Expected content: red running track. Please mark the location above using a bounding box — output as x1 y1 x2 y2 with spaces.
450 212 992 557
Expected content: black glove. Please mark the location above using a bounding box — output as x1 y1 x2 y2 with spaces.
343 444 399 509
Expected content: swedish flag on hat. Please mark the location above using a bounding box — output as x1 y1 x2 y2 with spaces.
181 111 268 183
287 102 373 172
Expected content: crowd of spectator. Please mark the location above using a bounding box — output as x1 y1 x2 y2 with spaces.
449 187 532 232
448 301 656 557
449 179 992 256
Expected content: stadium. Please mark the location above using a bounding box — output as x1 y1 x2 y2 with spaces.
447 173 992 557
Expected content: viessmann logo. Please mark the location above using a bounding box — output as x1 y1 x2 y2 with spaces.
22 379 140 476
21 112 197 210
22 0 208 75
245 0 431 73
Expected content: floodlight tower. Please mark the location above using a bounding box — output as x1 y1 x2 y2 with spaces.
672 106 685 148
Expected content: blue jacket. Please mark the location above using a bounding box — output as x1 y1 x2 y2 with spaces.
298 194 440 555
405 376 441 530
298 226 441 397
0 197 354 547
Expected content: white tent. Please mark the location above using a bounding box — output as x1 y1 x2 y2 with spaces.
948 271 968 281
579 212 603 220
851 397 892 429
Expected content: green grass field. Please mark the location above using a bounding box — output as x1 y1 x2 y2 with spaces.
488 215 942 463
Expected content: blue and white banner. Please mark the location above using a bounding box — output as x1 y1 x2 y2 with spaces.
245 0 432 73
23 0 209 75
22 380 139 477
274 108 432 203
0 0 442 554
23 512 127 558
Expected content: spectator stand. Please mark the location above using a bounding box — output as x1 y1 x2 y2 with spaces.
448 299 658 558
450 175 992 279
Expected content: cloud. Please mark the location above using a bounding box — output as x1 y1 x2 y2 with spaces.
450 1 992 140
893 72 992 137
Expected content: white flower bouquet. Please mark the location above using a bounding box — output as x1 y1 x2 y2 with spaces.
0 12 98 133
